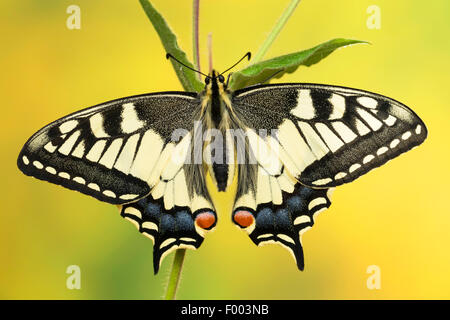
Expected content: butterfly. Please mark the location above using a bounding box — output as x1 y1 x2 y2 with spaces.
17 53 427 273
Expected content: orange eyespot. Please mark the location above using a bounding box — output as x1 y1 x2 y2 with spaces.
195 211 216 229
233 210 255 228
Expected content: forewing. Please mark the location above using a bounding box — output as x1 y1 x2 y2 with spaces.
18 92 201 204
232 83 427 188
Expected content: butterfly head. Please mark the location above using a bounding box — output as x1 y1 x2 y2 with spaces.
166 52 250 93
205 70 226 90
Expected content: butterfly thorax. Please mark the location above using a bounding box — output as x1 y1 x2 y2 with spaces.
203 70 233 128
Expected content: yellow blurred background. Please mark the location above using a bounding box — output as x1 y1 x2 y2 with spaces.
1 0 449 299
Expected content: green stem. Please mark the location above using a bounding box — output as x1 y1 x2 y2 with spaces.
192 0 201 75
164 0 201 301
164 249 186 300
252 0 301 63
207 32 213 72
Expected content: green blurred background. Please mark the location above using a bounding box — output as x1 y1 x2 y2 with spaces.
1 0 449 299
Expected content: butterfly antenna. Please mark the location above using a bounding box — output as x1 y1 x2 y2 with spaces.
166 53 210 78
219 52 251 76
260 69 284 84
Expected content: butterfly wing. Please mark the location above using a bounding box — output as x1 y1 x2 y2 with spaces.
18 92 218 273
245 184 333 271
230 126 333 269
120 162 216 274
18 92 201 204
230 83 427 269
232 83 427 188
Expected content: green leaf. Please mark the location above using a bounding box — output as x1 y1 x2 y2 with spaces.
139 0 204 92
229 38 369 90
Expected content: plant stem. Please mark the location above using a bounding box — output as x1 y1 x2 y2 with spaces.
252 0 301 64
207 32 213 72
164 249 186 300
164 0 201 301
192 0 201 75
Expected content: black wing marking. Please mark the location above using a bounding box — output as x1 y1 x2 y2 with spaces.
18 92 200 204
232 83 427 188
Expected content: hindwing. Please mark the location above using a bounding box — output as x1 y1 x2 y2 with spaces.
120 163 216 273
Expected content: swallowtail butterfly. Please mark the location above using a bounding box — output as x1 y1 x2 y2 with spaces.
17 54 427 273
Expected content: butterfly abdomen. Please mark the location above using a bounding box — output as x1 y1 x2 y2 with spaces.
212 163 228 191
207 132 234 192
